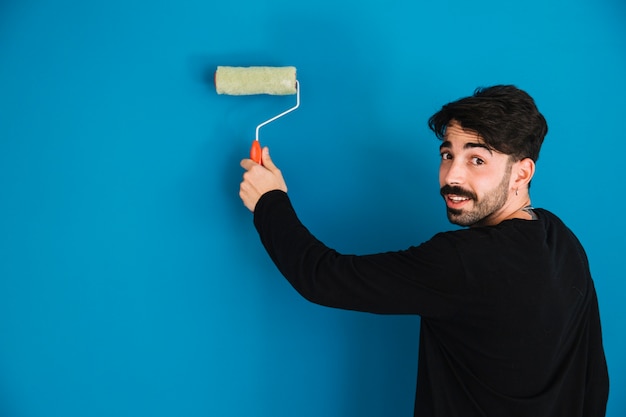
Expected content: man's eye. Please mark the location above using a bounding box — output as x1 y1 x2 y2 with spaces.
441 152 452 160
471 157 485 165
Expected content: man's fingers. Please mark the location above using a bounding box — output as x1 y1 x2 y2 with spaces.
240 158 256 170
260 147 278 172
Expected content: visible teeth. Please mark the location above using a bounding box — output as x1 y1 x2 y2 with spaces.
450 196 468 202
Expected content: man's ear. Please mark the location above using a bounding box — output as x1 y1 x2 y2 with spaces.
513 158 536 189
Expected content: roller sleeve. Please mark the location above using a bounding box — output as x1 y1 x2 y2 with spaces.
215 66 297 95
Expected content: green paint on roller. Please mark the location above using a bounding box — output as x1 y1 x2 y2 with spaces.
215 66 297 96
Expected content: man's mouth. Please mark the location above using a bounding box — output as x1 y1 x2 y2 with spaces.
448 195 470 203
440 185 476 208
445 194 471 209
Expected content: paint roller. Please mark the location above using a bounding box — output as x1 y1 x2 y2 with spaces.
215 66 300 164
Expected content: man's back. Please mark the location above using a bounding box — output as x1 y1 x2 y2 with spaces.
413 208 609 416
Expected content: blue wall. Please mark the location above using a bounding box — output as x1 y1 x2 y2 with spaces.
1 1 624 416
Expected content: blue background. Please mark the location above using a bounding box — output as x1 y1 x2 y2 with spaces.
1 0 624 416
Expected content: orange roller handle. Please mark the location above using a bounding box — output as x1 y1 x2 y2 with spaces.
250 140 262 165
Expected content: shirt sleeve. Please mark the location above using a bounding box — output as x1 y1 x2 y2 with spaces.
253 190 468 317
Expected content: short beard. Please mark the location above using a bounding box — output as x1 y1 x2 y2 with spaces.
441 164 512 227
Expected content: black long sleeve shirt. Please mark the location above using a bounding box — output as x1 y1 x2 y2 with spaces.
253 190 609 417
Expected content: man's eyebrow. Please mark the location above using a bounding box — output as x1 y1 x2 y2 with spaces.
439 141 493 155
465 142 493 155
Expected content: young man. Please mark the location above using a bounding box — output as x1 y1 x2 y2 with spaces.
239 85 609 417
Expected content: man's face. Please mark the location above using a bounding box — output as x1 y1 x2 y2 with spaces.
438 121 514 227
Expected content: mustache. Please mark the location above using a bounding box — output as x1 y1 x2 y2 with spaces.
440 185 476 200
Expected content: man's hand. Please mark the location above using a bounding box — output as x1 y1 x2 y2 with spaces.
239 146 287 212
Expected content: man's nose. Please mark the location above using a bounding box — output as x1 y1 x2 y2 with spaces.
442 160 465 185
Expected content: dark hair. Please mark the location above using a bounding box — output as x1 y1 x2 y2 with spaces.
428 85 548 162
